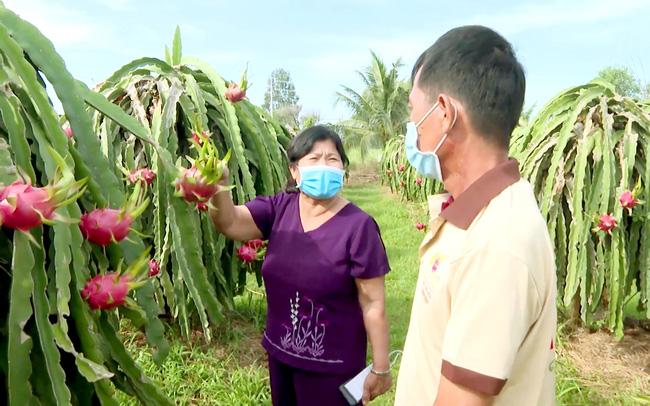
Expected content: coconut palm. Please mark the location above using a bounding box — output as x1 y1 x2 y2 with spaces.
336 52 410 158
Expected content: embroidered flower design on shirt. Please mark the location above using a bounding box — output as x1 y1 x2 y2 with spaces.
431 258 440 273
280 291 328 357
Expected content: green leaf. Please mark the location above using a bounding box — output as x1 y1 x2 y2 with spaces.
30 228 73 405
0 136 16 184
97 314 174 406
169 199 224 336
172 26 182 66
0 93 33 182
183 56 256 200
7 232 36 405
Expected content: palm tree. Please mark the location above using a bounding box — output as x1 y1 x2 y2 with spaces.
336 51 410 158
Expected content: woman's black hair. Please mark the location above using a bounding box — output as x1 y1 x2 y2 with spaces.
285 125 349 192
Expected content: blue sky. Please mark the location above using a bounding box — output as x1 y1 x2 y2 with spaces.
5 0 650 123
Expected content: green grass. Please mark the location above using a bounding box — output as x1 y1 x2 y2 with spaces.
115 292 271 405
117 183 647 405
346 146 382 172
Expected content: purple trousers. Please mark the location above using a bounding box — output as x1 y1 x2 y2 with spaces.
268 356 362 406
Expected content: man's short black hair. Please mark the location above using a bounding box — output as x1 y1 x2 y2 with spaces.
412 25 525 149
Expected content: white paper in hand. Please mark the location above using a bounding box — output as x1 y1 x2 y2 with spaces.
339 364 372 405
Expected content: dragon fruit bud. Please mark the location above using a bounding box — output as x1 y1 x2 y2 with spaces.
148 259 160 277
64 127 74 139
398 164 406 173
236 244 257 263
415 178 423 186
597 214 617 234
191 130 210 146
81 272 131 310
415 222 426 231
128 168 156 186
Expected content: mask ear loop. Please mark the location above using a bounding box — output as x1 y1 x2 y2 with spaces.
431 101 458 153
415 102 439 128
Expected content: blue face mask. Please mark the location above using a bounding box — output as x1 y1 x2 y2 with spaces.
297 165 345 200
405 101 457 181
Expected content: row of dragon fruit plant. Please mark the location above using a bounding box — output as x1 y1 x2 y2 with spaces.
0 5 287 405
380 81 650 339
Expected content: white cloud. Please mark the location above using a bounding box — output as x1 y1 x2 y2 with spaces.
97 0 132 11
462 0 649 35
3 0 105 47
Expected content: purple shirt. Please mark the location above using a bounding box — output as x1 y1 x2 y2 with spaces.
245 192 390 374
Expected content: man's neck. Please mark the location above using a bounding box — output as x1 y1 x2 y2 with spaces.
442 140 509 198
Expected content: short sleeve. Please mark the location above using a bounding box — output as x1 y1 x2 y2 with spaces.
244 193 281 239
349 217 390 279
441 246 541 396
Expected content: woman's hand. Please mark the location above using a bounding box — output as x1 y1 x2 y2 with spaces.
362 372 392 405
356 276 390 405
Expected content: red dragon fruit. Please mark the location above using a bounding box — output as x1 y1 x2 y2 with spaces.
175 137 232 209
0 149 87 231
81 272 131 310
619 189 644 215
398 164 406 173
175 166 221 203
127 168 156 186
595 214 617 234
224 67 248 103
236 244 257 264
225 83 246 103
80 182 149 246
148 259 160 277
415 178 423 186
237 239 267 265
224 68 248 103
81 250 152 310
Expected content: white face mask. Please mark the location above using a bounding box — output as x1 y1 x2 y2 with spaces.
404 101 457 180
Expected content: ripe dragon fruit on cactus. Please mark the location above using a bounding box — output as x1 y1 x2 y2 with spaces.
0 148 87 231
81 250 153 310
619 188 644 215
80 181 149 246
81 272 131 310
595 214 617 234
236 244 257 264
174 135 232 210
148 259 160 277
237 239 268 264
224 67 249 103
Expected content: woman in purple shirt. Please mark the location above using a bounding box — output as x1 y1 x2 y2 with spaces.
209 125 391 405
